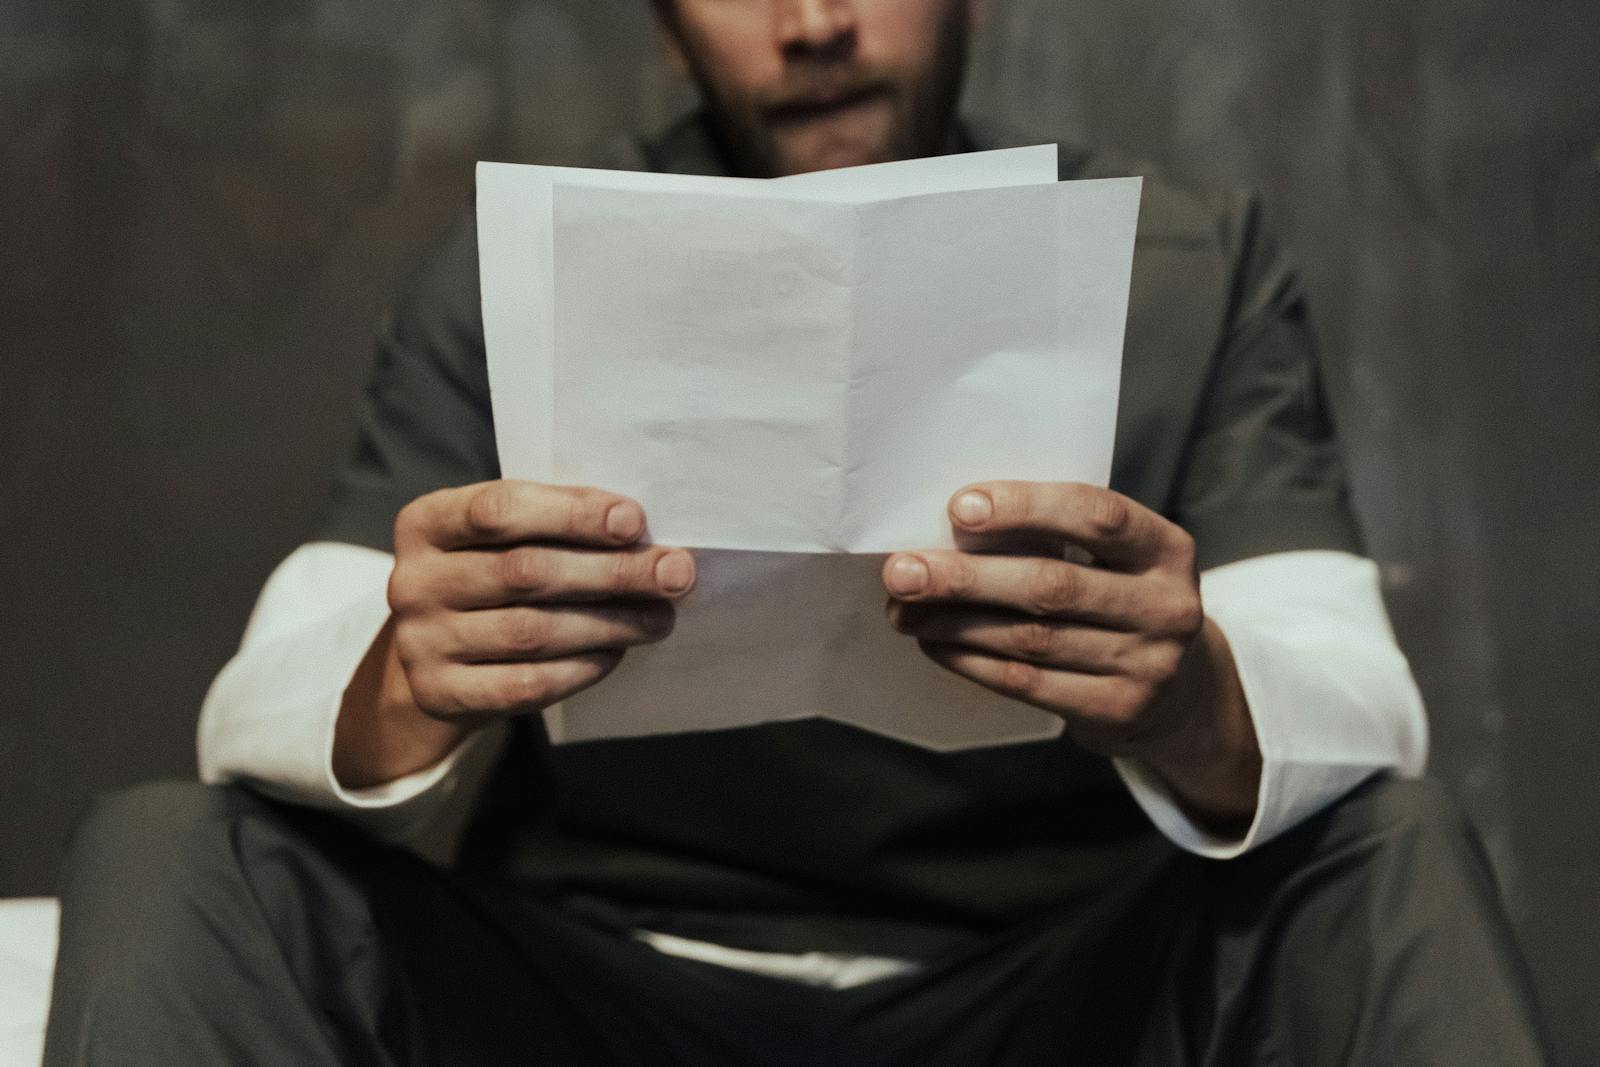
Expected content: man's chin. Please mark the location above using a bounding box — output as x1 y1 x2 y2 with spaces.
771 140 888 175
766 100 901 175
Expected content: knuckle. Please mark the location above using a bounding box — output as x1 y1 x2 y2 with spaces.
1167 526 1198 571
1167 588 1204 637
386 566 421 615
559 487 590 537
1029 562 1077 613
391 625 427 673
1107 678 1154 723
1016 620 1058 661
499 547 552 595
502 611 550 655
408 674 449 716
1080 682 1123 724
1088 490 1131 539
611 548 646 590
1107 634 1144 675
939 557 975 600
465 483 514 539
1132 639 1183 684
500 665 553 710
1155 643 1186 681
999 657 1042 699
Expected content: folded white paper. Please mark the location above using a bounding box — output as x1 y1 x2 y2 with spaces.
478 145 1064 478
476 148 1142 750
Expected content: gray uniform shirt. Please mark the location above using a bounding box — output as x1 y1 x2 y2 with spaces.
315 113 1361 958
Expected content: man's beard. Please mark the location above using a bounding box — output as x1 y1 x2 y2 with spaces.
686 7 971 178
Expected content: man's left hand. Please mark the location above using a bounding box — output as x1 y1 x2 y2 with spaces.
882 481 1261 831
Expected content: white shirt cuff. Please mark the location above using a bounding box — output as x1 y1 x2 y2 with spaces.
1114 550 1429 859
197 542 489 844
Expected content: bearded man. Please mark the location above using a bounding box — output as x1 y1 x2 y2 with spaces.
45 1 1549 1063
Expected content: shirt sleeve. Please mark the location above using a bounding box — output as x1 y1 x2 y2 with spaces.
197 542 506 846
198 206 506 848
1114 549 1429 858
1109 190 1425 856
1171 193 1365 571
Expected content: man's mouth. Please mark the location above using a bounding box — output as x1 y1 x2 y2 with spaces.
764 85 891 127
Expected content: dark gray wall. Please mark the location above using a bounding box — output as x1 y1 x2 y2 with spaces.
3 1 1596 1059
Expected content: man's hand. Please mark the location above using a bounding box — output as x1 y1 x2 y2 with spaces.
882 481 1260 831
333 481 695 788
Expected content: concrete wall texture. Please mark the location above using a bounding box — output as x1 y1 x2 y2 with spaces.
2 1 1596 1059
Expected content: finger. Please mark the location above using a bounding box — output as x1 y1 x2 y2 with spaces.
916 641 1155 750
883 550 1148 629
420 652 624 718
948 482 1181 572
444 603 675 663
399 481 648 552
888 602 1135 673
425 544 696 610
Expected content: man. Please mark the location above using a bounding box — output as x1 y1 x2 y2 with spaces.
46 1 1549 1063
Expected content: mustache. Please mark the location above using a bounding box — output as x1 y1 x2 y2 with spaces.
755 68 894 116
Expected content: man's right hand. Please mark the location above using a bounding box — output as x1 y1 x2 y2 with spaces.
333 480 695 788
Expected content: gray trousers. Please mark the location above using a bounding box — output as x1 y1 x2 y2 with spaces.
43 776 1549 1065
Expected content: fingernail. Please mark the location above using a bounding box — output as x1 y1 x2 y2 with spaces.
952 491 992 527
606 502 643 541
887 555 928 596
656 551 694 594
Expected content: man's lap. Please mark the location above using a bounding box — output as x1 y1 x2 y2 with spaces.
43 775 1548 1065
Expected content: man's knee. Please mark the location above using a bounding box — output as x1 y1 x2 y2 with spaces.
48 783 386 1063
54 781 381 1002
49 783 282 1042
1223 773 1503 933
1317 774 1485 868
70 780 254 852
62 781 269 901
1344 773 1460 826
1222 781 1549 1062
